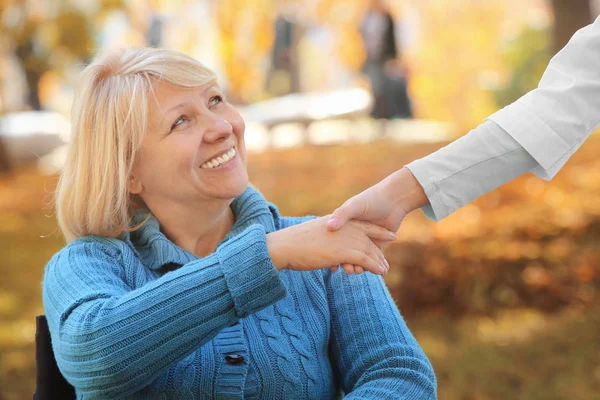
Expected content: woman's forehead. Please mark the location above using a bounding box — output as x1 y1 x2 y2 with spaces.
152 81 218 101
149 82 219 116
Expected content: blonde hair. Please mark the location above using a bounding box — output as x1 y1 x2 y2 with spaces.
56 47 217 242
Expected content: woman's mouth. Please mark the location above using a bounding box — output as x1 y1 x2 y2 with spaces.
201 147 236 169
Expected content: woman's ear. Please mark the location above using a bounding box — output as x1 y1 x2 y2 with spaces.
128 174 143 195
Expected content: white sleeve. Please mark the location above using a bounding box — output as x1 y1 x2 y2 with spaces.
488 15 600 180
405 120 537 221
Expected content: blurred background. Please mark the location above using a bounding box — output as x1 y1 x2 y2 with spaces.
1 0 600 399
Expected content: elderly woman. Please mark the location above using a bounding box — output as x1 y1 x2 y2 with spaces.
43 48 436 399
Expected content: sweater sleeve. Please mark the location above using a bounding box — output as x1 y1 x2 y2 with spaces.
42 224 286 398
326 271 437 399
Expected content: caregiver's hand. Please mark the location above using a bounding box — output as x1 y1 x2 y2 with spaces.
266 216 396 275
327 167 428 233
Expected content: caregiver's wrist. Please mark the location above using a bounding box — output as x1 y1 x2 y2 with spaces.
385 167 429 214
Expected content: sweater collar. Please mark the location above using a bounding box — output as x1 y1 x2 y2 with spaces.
119 186 280 271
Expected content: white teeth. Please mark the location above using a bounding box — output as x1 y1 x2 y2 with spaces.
201 147 237 169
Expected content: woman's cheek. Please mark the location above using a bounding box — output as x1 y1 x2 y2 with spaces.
228 109 245 137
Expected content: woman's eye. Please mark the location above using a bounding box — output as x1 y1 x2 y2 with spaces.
171 115 186 131
209 95 224 106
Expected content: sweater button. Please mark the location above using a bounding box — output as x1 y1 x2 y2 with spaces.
225 354 245 365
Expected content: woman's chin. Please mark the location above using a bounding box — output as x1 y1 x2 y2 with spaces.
196 161 249 199
205 178 249 201
230 181 250 198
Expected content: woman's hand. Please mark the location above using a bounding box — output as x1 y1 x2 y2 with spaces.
266 216 396 275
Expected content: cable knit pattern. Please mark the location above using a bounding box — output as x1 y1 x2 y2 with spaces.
289 272 332 398
42 186 437 399
255 306 301 395
278 275 321 400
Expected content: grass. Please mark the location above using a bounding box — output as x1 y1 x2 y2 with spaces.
413 306 600 400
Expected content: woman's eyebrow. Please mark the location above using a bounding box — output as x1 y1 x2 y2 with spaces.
159 102 187 126
159 85 219 124
166 102 187 114
203 84 219 95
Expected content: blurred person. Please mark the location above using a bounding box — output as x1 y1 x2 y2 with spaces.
43 47 437 399
360 0 412 119
327 15 600 255
266 4 302 96
145 13 164 47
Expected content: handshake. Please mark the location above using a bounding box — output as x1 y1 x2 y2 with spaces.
266 167 428 276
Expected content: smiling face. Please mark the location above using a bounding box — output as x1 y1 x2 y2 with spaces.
128 81 249 210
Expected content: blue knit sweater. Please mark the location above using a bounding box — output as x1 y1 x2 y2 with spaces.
42 187 437 399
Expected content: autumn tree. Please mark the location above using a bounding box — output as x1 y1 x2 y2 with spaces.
0 0 123 111
0 0 123 172
551 0 592 55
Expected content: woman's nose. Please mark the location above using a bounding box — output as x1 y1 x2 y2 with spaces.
202 116 233 144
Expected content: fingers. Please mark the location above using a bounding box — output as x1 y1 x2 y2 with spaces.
345 249 387 275
369 240 389 274
349 220 397 242
327 199 360 232
332 264 365 275
334 235 389 275
331 264 356 274
343 264 364 275
342 263 355 274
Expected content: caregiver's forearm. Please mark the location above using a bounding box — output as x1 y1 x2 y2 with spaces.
403 120 538 221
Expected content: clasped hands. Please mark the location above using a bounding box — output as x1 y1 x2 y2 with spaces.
266 168 426 276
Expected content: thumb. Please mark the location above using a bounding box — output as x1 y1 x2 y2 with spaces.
327 201 355 232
